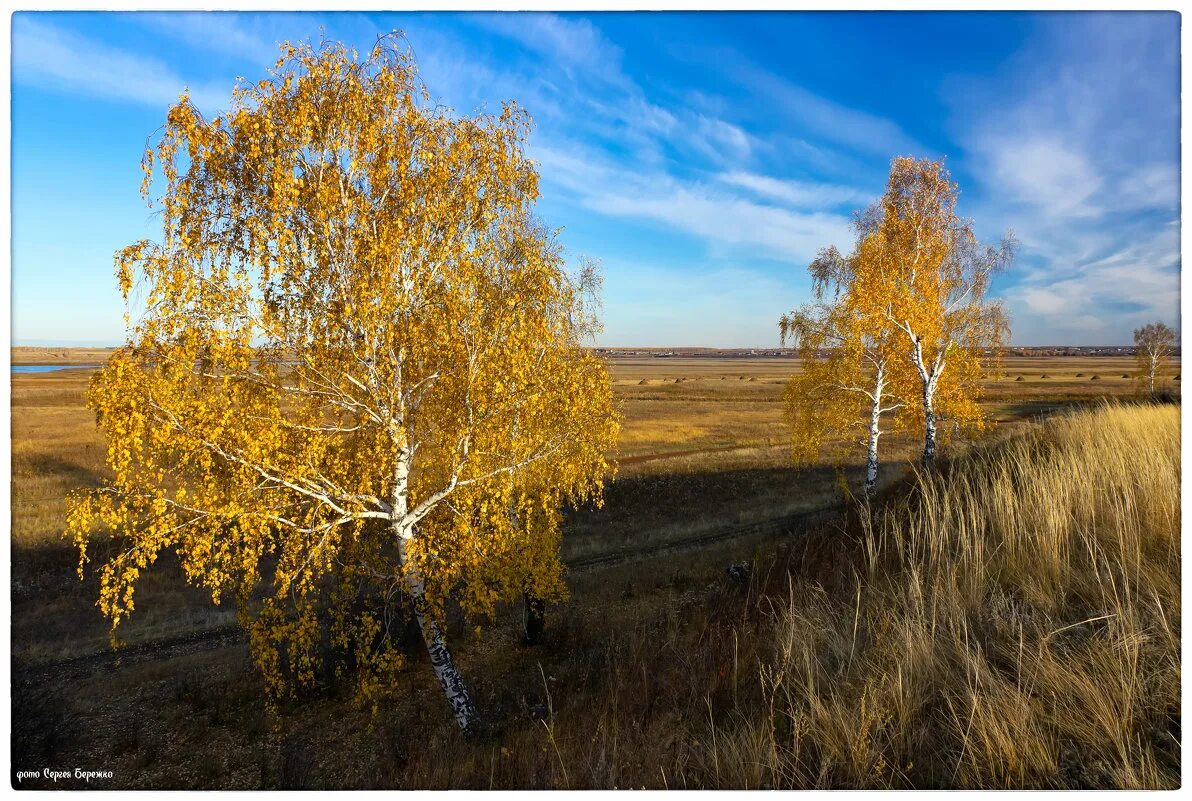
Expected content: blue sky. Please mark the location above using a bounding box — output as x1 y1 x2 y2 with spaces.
11 10 1181 347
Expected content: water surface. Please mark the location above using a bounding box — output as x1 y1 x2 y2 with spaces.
12 364 101 374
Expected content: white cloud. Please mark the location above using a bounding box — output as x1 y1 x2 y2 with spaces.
1117 163 1180 214
983 136 1102 218
533 142 852 265
718 171 868 210
136 12 280 64
691 116 752 163
13 16 231 113
470 12 624 80
1003 224 1180 343
724 58 925 159
589 186 851 264
952 13 1180 344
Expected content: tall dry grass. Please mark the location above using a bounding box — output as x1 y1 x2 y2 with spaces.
369 402 1178 790
711 401 1180 788
11 370 1179 788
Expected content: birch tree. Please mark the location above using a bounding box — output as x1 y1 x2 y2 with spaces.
863 157 1013 466
65 37 619 733
780 244 911 499
1133 321 1177 395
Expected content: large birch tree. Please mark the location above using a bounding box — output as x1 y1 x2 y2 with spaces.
781 239 912 499
863 157 1013 466
65 37 619 732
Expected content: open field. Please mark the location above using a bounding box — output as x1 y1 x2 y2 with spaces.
11 347 116 365
10 353 1179 788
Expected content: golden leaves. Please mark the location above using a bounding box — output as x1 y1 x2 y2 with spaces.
66 33 620 707
782 156 1011 468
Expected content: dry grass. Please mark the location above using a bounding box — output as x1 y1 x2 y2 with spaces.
705 401 1181 788
9 355 1180 788
372 401 1179 789
11 370 237 663
11 346 117 365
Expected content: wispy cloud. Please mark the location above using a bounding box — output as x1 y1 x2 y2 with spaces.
718 171 869 210
690 116 752 163
981 136 1103 219
534 143 854 264
13 16 231 112
723 56 926 159
469 12 624 79
11 11 1175 347
135 11 281 64
953 12 1180 343
1003 224 1180 343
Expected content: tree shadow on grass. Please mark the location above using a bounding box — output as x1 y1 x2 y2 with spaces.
561 462 853 560
18 454 106 491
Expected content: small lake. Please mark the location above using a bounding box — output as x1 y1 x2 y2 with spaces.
12 364 102 374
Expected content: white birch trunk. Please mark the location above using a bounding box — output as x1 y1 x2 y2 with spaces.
865 365 884 499
922 382 937 467
392 447 477 733
401 552 477 732
909 336 939 467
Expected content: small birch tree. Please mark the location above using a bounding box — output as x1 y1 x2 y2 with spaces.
65 37 619 732
864 157 1013 466
780 244 910 499
1133 321 1177 395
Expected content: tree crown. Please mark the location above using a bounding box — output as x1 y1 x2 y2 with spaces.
67 35 620 704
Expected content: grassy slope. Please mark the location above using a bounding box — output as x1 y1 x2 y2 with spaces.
417 401 1181 789
717 401 1181 788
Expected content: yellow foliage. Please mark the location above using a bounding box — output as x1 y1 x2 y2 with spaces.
66 35 620 705
866 157 1012 452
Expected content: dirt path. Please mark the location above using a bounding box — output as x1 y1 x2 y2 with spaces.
14 504 834 686
617 441 782 466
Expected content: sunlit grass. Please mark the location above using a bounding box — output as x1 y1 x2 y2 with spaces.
10 356 1179 788
703 401 1180 788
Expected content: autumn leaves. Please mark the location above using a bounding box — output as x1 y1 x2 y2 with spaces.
781 157 1014 497
68 36 619 730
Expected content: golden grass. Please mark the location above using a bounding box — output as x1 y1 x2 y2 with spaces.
9 355 1180 788
11 371 237 663
702 402 1181 788
11 346 116 365
9 357 1170 657
341 404 1177 791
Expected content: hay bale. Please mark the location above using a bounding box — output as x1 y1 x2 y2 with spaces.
1122 374 1130 379
1075 373 1085 377
1090 375 1100 381
1015 375 1025 382
637 379 649 385
749 377 759 382
1040 374 1049 379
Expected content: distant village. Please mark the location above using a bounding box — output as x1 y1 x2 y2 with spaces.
593 345 1175 359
